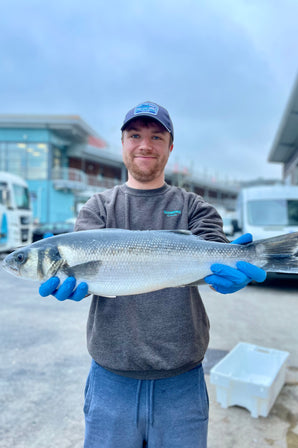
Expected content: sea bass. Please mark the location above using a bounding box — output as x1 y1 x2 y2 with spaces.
2 229 298 296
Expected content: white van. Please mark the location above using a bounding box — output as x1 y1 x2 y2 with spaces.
0 172 33 252
237 185 298 240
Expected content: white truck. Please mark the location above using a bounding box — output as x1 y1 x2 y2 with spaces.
0 172 33 252
237 185 298 240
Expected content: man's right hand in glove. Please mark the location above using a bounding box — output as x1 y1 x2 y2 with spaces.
39 277 89 302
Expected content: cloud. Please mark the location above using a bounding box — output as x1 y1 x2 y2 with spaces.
0 0 296 181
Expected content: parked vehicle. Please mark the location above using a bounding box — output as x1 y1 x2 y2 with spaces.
237 185 298 278
222 217 235 237
237 185 298 240
32 221 74 242
0 172 33 252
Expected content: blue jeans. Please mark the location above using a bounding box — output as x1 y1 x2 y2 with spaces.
84 360 209 447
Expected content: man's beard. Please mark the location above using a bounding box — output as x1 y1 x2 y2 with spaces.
123 153 169 184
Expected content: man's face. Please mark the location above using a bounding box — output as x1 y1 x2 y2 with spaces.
122 119 173 184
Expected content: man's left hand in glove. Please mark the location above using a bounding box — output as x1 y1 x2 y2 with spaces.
204 233 267 294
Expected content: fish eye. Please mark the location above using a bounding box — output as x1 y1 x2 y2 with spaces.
15 252 26 264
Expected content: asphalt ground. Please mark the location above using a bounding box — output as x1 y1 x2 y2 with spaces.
0 265 297 448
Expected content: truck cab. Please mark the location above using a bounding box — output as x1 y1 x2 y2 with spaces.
0 172 33 252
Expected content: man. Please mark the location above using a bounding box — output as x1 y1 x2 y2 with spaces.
40 102 266 447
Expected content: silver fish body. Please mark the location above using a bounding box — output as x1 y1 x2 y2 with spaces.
2 229 298 296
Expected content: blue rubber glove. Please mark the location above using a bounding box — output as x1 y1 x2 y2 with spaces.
39 276 89 302
204 233 267 294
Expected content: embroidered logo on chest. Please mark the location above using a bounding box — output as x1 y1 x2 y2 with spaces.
163 210 181 217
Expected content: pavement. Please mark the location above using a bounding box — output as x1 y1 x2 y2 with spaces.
0 265 297 448
203 277 298 448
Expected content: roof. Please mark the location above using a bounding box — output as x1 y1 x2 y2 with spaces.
0 114 107 146
0 171 28 186
268 74 298 163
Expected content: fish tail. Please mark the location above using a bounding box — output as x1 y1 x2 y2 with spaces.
254 232 298 273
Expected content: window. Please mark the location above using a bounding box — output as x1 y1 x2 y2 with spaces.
13 184 31 209
288 200 298 225
0 143 7 171
53 146 62 169
26 143 48 179
4 143 48 179
247 199 298 226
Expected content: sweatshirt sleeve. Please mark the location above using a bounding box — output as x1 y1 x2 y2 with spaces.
74 194 107 231
187 194 229 243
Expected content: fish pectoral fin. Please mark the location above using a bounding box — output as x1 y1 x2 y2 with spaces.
62 260 102 280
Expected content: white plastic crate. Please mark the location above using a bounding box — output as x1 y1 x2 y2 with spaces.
210 342 289 418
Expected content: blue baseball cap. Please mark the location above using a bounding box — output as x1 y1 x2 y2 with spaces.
121 101 174 140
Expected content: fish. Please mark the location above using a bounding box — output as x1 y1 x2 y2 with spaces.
2 229 298 296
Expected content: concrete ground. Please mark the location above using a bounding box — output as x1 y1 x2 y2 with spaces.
0 265 297 448
203 278 298 448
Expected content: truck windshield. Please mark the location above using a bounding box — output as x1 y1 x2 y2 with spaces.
13 184 31 210
247 199 298 226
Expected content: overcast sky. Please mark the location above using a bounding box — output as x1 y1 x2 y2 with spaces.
1 0 297 182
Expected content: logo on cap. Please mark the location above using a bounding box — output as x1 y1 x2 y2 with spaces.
134 102 159 116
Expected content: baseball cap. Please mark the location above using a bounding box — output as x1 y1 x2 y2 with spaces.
121 101 174 140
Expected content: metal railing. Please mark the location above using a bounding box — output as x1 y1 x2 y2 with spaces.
52 167 119 191
51 167 238 210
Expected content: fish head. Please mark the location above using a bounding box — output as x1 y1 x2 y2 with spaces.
2 246 40 280
2 241 65 281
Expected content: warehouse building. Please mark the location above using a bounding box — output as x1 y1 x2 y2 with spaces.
0 115 125 223
0 114 238 224
269 74 298 185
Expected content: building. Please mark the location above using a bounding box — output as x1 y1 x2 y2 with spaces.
0 115 126 223
0 114 239 224
268 74 298 185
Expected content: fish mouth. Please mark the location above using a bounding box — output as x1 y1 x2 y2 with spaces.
2 260 20 276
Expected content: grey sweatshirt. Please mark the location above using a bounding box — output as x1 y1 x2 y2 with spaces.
75 183 228 379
